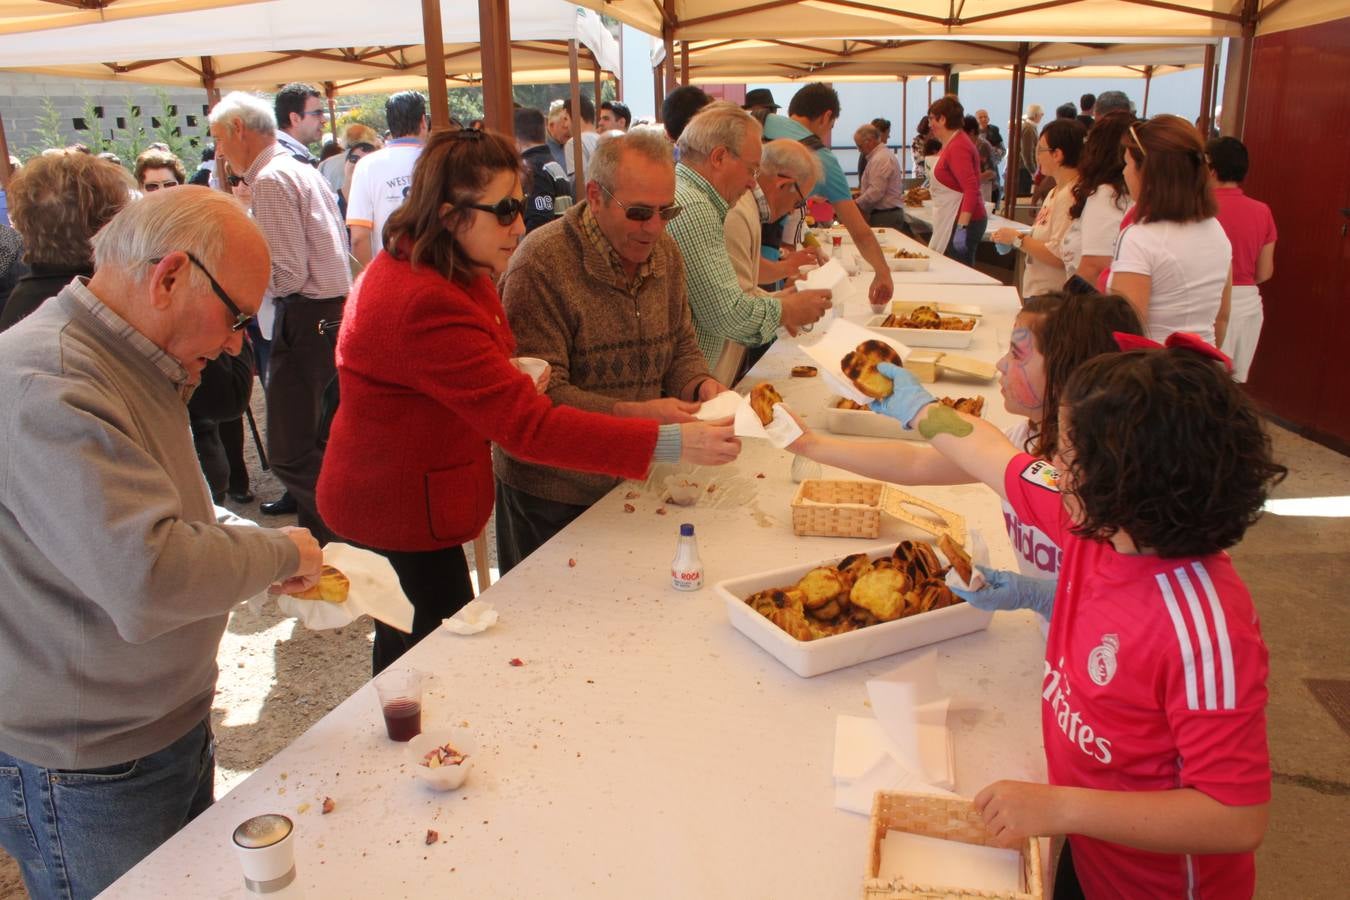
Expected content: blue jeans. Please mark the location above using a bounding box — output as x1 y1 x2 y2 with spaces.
944 216 987 267
0 719 214 900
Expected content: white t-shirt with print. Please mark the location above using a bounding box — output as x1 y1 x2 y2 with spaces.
345 139 423 256
1000 420 1061 581
1021 178 1077 298
1061 185 1128 279
1108 217 1231 344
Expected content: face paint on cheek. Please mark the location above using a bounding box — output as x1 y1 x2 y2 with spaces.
1004 327 1044 411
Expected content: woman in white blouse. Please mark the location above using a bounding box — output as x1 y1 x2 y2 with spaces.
1059 111 1134 288
1108 115 1232 345
991 118 1085 299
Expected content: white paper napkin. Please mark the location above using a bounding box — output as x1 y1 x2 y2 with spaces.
801 257 849 293
442 598 499 635
866 652 954 790
833 716 956 815
800 317 912 406
732 392 803 448
273 542 415 633
693 389 743 422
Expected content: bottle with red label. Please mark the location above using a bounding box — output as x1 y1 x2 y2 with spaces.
671 523 704 591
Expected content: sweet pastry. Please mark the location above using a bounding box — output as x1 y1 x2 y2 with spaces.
849 568 910 621
939 396 985 417
938 533 973 585
790 365 818 378
293 564 349 604
750 382 784 426
840 340 903 399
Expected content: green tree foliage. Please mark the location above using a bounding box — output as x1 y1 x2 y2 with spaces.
21 97 69 159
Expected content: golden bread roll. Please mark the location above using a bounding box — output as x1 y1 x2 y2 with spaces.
849 568 910 621
840 340 903 399
293 565 350 604
796 566 847 610
750 382 784 427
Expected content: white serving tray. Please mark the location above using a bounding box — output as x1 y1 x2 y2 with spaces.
886 253 931 272
825 397 912 440
866 314 978 350
714 541 993 677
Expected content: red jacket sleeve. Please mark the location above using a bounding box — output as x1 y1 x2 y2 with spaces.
393 278 659 481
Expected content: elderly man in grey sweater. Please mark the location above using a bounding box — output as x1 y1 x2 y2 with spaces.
0 187 322 900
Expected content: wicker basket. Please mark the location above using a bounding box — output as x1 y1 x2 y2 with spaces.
790 480 966 546
863 792 1043 900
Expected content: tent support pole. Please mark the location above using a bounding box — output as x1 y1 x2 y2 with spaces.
594 64 603 109
0 113 11 190
201 57 221 107
1003 42 1028 218
1220 0 1259 136
569 39 585 199
422 0 451 130
324 82 338 143
680 40 689 85
662 0 676 94
1197 43 1216 137
654 64 665 122
616 25 624 101
1142 66 1153 117
900 75 908 174
478 0 514 136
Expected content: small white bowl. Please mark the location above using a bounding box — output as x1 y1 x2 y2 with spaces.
407 729 475 791
663 474 702 506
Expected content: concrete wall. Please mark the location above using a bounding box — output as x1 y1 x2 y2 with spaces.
0 72 213 161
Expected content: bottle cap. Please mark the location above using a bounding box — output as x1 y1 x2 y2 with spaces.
680 523 694 536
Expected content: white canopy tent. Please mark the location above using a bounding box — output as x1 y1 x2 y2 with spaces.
0 0 264 35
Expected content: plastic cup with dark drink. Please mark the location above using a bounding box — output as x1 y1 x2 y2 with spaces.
374 668 423 742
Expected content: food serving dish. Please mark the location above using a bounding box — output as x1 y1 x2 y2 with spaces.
714 539 991 677
407 729 475 791
885 250 931 272
825 394 985 441
866 313 978 350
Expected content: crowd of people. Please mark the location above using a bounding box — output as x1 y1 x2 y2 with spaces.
0 77 1284 900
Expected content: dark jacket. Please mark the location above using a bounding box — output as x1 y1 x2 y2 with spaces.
0 264 91 333
982 124 1004 148
521 144 569 233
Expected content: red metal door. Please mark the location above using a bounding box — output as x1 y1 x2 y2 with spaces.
1241 16 1350 448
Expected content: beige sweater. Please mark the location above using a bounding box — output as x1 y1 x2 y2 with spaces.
493 203 710 506
724 191 768 295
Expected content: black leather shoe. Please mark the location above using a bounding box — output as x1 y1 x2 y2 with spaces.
260 492 297 515
228 488 256 504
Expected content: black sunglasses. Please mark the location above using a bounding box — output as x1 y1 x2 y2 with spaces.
150 251 254 332
598 184 683 222
463 197 526 226
226 174 244 187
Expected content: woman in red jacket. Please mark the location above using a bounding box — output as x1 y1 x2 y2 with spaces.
926 95 988 266
318 129 740 672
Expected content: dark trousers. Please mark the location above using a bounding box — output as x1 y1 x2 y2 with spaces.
867 207 906 231
219 416 249 495
944 216 987 267
1053 838 1086 900
371 545 476 675
266 295 342 543
494 480 588 576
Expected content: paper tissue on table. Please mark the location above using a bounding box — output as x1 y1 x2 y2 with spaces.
833 651 955 815
271 542 415 633
800 317 912 407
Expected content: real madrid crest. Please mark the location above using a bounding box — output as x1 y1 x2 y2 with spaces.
1087 634 1119 686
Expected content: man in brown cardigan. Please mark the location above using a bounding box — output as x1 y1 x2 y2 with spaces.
494 129 727 573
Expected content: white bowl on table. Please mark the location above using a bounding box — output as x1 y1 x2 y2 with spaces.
407 728 475 791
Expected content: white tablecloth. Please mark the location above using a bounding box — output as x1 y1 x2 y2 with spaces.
825 227 1001 286
105 285 1044 900
903 204 1030 242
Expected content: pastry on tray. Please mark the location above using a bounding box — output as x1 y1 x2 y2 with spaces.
840 340 903 399
791 365 818 378
750 383 784 426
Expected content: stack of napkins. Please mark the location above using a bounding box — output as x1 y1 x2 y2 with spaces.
833 651 955 814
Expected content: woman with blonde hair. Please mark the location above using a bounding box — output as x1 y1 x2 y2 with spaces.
0 152 132 331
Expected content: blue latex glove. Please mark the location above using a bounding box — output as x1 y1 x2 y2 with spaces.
952 226 969 255
950 565 1057 617
868 361 934 428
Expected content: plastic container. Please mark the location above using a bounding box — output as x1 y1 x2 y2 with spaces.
671 523 703 591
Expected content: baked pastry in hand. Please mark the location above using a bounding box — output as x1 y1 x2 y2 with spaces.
840 340 903 399
938 533 973 585
293 564 350 604
750 382 784 426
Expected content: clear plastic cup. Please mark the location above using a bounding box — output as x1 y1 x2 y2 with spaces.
374 668 423 742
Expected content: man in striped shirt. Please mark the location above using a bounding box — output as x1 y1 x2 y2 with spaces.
665 103 832 379
209 91 351 543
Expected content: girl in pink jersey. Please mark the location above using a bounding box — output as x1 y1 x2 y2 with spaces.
868 335 1285 899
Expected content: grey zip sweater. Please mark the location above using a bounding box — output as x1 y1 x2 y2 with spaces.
0 282 298 768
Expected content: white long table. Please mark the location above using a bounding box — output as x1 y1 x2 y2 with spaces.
821 226 1001 286
106 283 1045 899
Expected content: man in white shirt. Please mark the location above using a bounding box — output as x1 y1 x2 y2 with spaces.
274 82 326 166
853 123 906 230
346 91 428 268
563 95 602 183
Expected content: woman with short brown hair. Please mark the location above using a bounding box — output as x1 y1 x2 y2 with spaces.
1108 114 1232 345
318 128 740 673
925 96 987 265
133 148 187 192
0 152 132 332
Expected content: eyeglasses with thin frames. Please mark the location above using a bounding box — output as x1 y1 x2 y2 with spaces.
598 184 683 223
149 251 254 332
